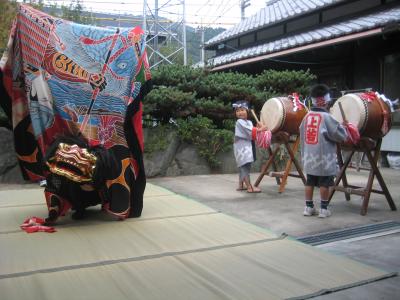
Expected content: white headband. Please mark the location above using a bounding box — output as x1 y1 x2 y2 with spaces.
232 101 249 110
311 93 331 105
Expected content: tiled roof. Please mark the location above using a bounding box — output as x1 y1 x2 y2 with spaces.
208 7 400 68
206 0 344 46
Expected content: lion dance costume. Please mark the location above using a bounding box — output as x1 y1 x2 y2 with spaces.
0 4 151 223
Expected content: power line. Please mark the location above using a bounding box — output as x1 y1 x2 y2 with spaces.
35 0 252 28
193 0 211 17
205 0 240 27
159 9 241 19
39 0 234 7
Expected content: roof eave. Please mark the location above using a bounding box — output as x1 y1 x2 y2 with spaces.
210 27 383 72
204 1 345 48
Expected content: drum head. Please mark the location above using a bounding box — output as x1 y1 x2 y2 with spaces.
260 98 284 132
331 94 366 130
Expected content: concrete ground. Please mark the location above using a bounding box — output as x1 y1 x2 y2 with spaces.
150 167 400 300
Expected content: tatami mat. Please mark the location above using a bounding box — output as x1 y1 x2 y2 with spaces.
0 183 396 299
0 186 216 232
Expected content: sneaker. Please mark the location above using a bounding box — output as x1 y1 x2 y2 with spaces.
303 206 316 216
318 208 332 218
39 179 47 187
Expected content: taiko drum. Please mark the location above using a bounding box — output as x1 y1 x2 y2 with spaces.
330 92 392 139
260 97 308 135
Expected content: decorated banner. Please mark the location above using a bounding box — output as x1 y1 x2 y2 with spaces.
0 4 151 220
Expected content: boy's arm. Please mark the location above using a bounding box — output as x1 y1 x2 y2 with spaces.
323 114 348 143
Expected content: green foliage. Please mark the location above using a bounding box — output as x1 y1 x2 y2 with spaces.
0 0 17 53
22 0 44 9
197 72 256 101
59 0 96 25
0 0 97 54
151 64 205 88
177 116 233 167
222 119 235 131
143 86 196 123
144 65 315 167
144 125 171 155
255 69 316 98
194 98 232 125
252 90 276 113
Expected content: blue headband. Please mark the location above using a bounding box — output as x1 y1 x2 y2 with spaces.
232 101 249 110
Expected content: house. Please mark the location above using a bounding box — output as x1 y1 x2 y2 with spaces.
204 0 400 153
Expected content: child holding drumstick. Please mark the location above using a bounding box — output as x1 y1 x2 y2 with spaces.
233 100 271 193
299 84 357 217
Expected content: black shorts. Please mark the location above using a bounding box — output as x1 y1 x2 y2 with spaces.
306 174 334 187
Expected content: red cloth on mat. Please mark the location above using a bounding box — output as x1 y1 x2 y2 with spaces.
20 217 56 233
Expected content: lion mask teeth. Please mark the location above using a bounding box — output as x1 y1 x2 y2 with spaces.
47 143 97 183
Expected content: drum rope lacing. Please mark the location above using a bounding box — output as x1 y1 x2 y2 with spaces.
359 93 370 134
289 92 305 112
359 91 390 136
278 97 287 131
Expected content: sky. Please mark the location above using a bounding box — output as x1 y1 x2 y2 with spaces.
38 0 268 28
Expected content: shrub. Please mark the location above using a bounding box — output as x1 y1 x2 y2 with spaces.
144 66 316 167
177 116 233 167
150 64 205 89
196 72 257 104
255 69 316 98
143 86 196 123
144 124 171 155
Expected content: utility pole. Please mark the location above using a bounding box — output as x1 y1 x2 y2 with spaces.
200 27 205 65
195 23 205 65
240 0 251 21
142 0 147 34
154 0 159 65
183 0 187 65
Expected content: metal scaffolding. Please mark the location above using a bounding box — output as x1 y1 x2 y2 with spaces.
143 0 187 68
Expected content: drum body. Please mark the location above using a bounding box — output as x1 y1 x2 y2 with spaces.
330 92 392 139
260 97 307 134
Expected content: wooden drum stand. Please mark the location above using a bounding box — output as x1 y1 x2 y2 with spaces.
254 131 306 193
329 137 397 215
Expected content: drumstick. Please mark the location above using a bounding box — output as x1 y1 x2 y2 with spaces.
338 102 348 124
250 109 260 123
251 108 270 131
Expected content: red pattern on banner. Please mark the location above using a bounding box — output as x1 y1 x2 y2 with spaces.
130 157 139 179
79 34 116 45
132 102 144 152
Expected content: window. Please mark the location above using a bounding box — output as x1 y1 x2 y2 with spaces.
256 25 284 42
239 33 255 47
286 14 319 33
322 0 380 22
